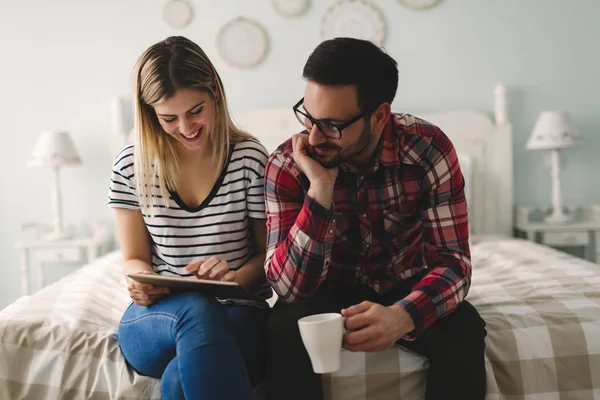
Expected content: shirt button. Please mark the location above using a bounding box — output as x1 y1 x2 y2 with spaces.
332 218 336 223
328 229 333 234
366 243 371 248
362 213 367 218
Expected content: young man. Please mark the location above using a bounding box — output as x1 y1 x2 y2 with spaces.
263 37 487 400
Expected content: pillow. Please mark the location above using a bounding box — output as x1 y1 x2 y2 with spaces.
234 107 303 154
457 152 473 214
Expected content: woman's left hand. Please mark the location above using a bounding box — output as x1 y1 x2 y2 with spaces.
183 257 237 282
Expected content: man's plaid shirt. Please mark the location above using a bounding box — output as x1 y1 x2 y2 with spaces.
264 113 471 336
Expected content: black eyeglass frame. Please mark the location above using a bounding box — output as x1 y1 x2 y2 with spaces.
292 98 372 140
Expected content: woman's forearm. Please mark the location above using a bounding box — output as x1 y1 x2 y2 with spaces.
235 252 266 290
123 259 154 278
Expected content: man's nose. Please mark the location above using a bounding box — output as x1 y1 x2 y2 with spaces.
308 125 326 147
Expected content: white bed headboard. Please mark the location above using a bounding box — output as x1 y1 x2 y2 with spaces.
233 85 513 237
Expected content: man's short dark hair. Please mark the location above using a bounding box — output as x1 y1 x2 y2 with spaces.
302 37 399 113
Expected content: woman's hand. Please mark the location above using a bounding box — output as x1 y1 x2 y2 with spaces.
183 257 237 283
126 270 170 306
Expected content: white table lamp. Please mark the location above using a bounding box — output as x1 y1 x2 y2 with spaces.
28 131 82 240
526 111 579 223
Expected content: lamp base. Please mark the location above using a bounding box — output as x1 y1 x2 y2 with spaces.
544 210 572 224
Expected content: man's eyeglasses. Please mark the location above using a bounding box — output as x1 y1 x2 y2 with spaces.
293 98 370 140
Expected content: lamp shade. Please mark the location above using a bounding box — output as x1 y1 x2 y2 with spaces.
526 111 579 150
28 131 82 167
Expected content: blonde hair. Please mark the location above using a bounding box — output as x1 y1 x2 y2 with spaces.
132 36 253 213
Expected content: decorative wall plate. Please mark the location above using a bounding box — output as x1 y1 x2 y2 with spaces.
273 0 309 17
163 0 193 29
217 18 268 68
320 0 386 46
397 0 442 10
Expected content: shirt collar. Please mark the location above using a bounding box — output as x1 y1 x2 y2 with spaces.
341 115 401 173
378 115 402 168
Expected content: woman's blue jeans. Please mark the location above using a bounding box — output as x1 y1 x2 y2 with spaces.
118 292 268 400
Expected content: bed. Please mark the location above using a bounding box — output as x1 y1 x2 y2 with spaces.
1 85 599 399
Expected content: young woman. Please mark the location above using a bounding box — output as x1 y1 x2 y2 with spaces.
108 36 271 400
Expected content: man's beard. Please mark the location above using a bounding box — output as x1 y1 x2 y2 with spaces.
308 120 372 169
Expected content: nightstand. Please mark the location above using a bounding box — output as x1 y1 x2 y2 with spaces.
514 205 600 263
15 222 113 295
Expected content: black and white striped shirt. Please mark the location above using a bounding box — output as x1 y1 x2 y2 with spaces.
108 139 271 306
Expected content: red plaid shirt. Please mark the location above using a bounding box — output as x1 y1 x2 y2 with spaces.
264 113 471 336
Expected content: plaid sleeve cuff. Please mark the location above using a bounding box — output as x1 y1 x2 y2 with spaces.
396 290 437 339
296 195 340 243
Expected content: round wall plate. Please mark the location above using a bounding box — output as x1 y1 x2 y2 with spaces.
163 0 193 28
320 0 386 46
273 0 309 17
397 0 442 10
217 18 269 68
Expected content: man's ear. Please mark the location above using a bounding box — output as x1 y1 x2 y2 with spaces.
371 103 391 133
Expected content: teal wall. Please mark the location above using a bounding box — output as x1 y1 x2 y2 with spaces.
1 0 598 308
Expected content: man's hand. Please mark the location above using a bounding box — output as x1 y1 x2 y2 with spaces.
292 134 339 208
341 302 415 352
127 270 169 306
292 134 339 186
183 257 237 283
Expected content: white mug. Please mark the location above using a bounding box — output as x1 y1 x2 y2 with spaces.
298 313 345 374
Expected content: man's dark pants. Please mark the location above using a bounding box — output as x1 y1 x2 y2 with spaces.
264 271 487 400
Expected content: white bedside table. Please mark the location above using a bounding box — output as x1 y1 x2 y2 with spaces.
15 223 113 295
514 205 600 263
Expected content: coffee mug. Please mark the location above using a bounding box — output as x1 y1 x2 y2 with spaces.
298 313 345 374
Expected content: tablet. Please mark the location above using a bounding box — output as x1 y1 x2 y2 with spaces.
127 273 262 302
